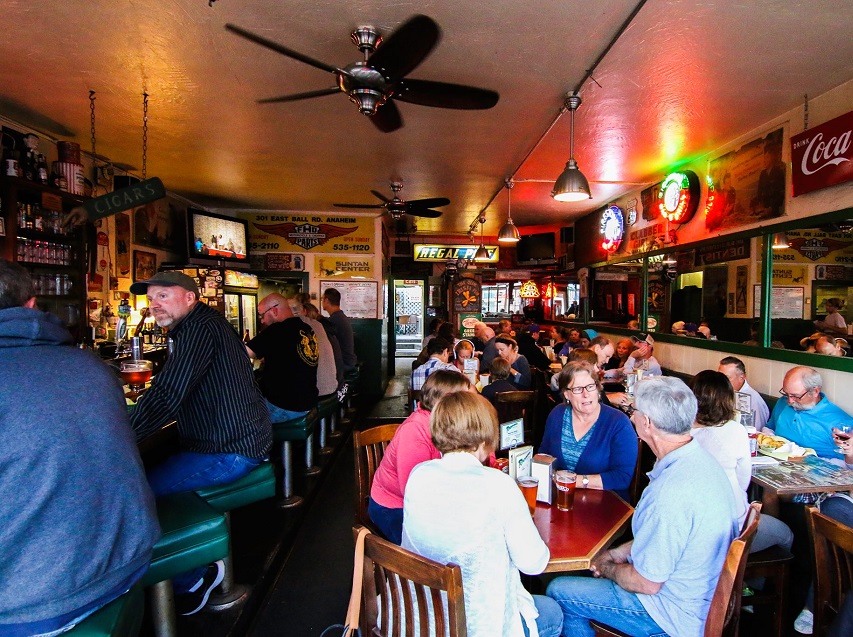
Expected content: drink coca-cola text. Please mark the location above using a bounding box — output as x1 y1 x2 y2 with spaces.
797 130 850 175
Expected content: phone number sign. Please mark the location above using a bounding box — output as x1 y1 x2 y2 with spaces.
240 212 375 254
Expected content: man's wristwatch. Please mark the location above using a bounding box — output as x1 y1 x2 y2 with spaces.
582 475 589 488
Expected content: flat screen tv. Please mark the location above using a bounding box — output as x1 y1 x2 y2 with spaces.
516 232 556 265
187 209 249 264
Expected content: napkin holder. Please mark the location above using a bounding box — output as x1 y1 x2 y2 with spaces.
508 445 533 481
532 454 555 503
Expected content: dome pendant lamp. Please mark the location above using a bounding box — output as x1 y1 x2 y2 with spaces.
551 94 592 202
474 215 490 261
498 179 521 243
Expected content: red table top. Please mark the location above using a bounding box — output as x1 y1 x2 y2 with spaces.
534 489 634 572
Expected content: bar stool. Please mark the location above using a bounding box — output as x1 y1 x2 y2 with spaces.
142 491 230 637
65 585 144 637
317 394 339 454
339 367 360 426
195 462 276 610
272 409 318 508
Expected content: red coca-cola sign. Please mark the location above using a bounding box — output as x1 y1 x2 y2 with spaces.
791 109 853 197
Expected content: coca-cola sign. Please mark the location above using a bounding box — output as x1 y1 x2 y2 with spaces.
791 109 853 197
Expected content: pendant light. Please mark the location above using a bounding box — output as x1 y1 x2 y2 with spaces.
474 215 490 261
551 94 592 202
772 232 790 249
498 178 520 243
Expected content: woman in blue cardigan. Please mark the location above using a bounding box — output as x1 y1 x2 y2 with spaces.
538 361 638 500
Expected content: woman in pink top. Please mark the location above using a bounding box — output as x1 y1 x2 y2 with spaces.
368 370 472 543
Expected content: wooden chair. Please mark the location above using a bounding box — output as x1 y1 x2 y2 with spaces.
591 502 761 637
495 390 536 443
806 505 853 636
407 388 421 412
355 526 467 637
353 423 401 531
627 437 645 506
741 543 793 637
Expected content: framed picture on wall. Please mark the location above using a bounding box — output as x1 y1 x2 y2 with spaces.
133 250 157 283
0 217 5 236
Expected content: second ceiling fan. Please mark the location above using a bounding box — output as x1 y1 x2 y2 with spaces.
334 182 448 219
225 14 499 133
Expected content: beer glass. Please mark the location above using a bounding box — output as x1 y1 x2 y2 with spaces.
518 477 539 516
553 470 577 511
121 359 153 399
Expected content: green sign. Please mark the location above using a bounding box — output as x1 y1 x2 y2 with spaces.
459 313 482 339
83 177 166 221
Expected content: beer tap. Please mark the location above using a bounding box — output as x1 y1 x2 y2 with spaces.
115 298 132 356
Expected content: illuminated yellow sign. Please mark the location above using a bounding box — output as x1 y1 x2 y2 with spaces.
413 244 499 262
240 212 374 254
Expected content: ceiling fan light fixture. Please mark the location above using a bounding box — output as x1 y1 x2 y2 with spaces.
349 88 386 115
551 94 592 202
552 158 592 202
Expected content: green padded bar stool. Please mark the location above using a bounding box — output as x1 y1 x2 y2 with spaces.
272 408 318 508
317 394 339 454
65 585 144 637
195 462 276 610
142 491 229 637
339 367 360 426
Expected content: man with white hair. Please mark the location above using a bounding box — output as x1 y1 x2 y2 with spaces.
547 376 738 637
473 321 498 369
767 366 853 458
718 356 770 431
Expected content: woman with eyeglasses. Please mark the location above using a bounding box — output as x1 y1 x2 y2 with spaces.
538 361 638 500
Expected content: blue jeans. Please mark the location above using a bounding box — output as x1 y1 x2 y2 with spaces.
546 576 667 637
266 399 308 423
147 452 262 593
523 595 563 637
367 497 403 545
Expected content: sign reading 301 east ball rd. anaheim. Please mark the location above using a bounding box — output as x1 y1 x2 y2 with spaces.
240 212 375 254
791 109 853 197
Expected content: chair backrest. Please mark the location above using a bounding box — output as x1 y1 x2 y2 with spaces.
495 390 535 441
806 505 853 636
704 501 761 637
353 424 401 530
627 437 644 506
356 526 467 637
408 389 422 412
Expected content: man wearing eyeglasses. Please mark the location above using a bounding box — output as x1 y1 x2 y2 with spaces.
246 293 319 422
767 366 853 459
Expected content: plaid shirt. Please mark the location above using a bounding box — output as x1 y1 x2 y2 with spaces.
411 357 461 391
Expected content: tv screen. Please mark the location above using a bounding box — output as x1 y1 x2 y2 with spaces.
187 209 249 263
516 232 556 265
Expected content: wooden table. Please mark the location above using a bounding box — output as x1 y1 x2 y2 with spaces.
533 489 634 572
751 455 853 517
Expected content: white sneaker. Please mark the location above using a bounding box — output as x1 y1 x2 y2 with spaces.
794 608 814 635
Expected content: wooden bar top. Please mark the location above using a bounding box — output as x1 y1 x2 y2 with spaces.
534 489 634 573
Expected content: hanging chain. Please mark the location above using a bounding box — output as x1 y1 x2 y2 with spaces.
142 92 149 180
89 90 99 196
803 93 809 131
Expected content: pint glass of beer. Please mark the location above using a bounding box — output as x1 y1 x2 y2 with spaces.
518 477 539 516
553 470 577 511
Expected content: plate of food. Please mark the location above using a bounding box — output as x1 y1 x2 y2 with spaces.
756 433 816 461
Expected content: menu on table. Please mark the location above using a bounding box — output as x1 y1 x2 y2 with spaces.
752 455 853 491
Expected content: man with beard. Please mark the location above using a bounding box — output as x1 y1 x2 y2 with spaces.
767 366 853 459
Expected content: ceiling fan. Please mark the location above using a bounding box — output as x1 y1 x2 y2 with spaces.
225 14 499 133
333 181 448 219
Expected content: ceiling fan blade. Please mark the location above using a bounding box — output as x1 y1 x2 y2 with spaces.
367 15 440 80
370 190 391 203
225 24 347 76
407 197 450 208
369 101 403 133
333 202 386 209
258 87 341 104
407 208 443 218
395 79 499 110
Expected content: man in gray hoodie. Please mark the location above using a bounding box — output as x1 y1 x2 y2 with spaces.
0 260 160 634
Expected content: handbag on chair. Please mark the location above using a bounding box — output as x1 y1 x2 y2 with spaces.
320 527 370 637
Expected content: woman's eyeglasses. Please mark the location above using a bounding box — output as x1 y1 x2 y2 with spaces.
567 383 598 395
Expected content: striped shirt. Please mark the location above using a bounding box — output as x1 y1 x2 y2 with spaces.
131 302 272 459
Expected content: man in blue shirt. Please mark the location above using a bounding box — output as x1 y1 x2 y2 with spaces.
547 376 739 637
767 366 853 458
411 337 460 391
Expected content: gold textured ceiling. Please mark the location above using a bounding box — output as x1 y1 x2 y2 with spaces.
0 0 851 235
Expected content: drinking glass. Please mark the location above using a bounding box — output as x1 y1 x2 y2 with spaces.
518 477 539 516
121 359 153 399
553 470 577 511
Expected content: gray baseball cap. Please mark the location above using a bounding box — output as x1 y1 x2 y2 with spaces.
130 271 199 296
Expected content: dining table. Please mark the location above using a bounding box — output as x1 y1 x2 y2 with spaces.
751 455 853 517
533 489 634 572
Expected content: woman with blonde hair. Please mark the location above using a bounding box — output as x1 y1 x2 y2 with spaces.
403 391 562 637
368 370 472 544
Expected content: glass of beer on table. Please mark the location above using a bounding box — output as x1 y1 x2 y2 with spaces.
517 477 539 516
553 470 577 511
120 359 153 398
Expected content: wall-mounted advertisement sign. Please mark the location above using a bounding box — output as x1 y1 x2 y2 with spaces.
791 109 853 197
319 280 378 318
772 229 853 264
242 212 374 254
316 256 374 278
413 244 499 262
453 278 481 312
694 238 750 267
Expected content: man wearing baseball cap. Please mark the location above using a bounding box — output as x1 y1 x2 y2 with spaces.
129 270 272 615
623 333 662 376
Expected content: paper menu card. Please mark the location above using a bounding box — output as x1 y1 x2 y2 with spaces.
500 418 524 451
508 445 533 481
